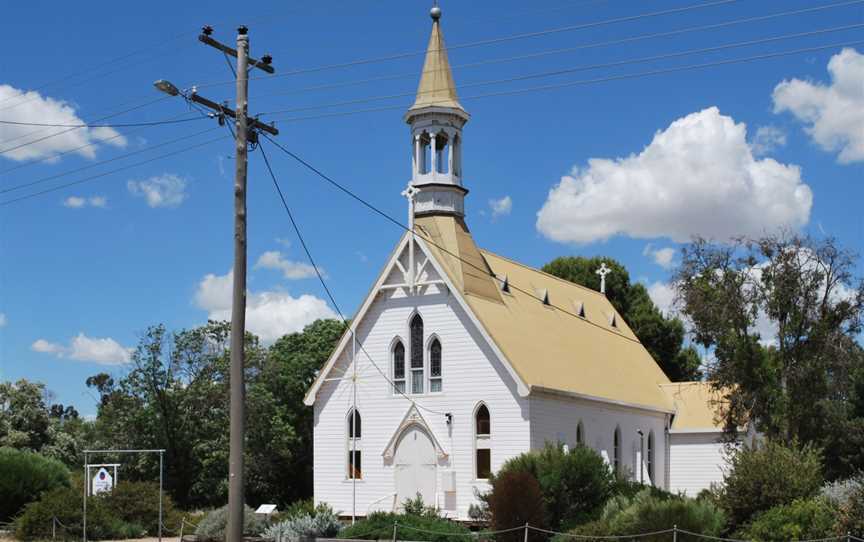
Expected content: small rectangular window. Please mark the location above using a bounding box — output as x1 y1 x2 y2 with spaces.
411 370 424 394
476 449 491 479
430 379 442 393
348 450 362 479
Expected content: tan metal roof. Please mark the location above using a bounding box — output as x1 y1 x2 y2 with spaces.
661 382 724 431
408 18 465 113
416 216 675 412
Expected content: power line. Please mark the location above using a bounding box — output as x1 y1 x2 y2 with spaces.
250 0 864 101
0 135 227 206
259 133 646 347
0 115 207 129
257 140 448 417
196 0 744 89
266 40 864 124
259 25 864 116
1 126 220 195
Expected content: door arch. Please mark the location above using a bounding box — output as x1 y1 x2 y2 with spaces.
394 424 437 508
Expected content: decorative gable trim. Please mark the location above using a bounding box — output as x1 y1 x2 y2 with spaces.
382 403 448 460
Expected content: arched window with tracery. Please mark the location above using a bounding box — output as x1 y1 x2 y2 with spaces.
429 338 442 392
392 341 406 394
410 314 424 394
576 421 585 446
475 403 491 479
647 430 655 484
347 409 362 479
613 426 621 474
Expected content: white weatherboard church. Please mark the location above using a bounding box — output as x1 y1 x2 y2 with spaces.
304 7 730 520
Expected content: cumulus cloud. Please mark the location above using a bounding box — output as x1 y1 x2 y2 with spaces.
772 48 864 163
750 125 787 156
63 195 107 208
488 196 512 219
0 84 127 162
31 333 132 365
536 107 812 244
194 270 336 343
647 281 678 317
255 251 318 280
643 244 676 269
127 173 188 207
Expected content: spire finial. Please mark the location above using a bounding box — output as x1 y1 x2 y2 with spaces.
430 2 441 21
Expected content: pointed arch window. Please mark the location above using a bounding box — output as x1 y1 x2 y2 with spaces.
647 430 655 484
613 426 621 474
392 341 406 394
410 314 424 394
347 409 362 479
429 338 442 392
475 403 491 479
576 421 585 446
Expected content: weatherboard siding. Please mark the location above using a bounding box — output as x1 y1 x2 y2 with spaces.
313 287 530 520
529 393 670 489
668 432 727 496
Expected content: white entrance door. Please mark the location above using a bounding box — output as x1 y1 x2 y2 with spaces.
394 425 437 508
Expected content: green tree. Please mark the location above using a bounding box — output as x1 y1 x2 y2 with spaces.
675 234 864 463
0 447 70 521
542 256 702 381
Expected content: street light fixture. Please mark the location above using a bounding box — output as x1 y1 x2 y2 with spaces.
153 79 180 97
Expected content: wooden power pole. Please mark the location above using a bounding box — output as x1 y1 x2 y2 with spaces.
154 24 278 542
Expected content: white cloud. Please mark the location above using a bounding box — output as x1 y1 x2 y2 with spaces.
772 48 864 163
536 107 812 244
647 281 678 317
194 270 336 343
488 195 512 219
254 251 318 280
31 333 131 365
63 195 107 208
750 125 787 156
0 84 127 162
643 244 676 269
127 173 188 207
0 313 6 327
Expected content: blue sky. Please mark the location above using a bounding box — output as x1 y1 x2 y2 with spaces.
1 0 862 417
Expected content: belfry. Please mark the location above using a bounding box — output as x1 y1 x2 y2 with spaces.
405 6 469 218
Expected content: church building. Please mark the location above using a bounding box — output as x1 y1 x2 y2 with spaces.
304 6 729 520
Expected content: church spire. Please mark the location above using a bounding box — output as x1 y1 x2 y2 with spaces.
408 5 465 113
404 4 470 219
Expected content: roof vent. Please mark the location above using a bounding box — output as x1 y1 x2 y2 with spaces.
537 288 550 306
500 275 510 294
610 313 618 328
574 301 586 318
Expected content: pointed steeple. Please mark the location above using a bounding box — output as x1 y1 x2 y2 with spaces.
408 6 465 114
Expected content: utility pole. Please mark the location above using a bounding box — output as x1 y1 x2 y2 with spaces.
153 24 278 542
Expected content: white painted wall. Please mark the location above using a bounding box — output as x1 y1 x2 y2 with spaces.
529 393 670 488
668 432 728 496
313 282 530 520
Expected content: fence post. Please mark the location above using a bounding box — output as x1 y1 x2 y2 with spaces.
673 524 677 542
179 517 185 542
52 516 56 540
392 521 398 542
524 523 529 542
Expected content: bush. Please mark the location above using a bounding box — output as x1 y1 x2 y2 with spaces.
495 443 615 529
563 489 726 542
195 504 267 540
14 481 145 541
104 481 182 535
0 447 70 521
263 505 340 542
826 477 864 536
719 440 823 530
339 512 471 542
738 498 838 541
488 471 546 542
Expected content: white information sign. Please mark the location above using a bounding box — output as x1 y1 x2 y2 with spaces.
92 467 114 495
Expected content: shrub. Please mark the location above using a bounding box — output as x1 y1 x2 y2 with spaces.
495 443 615 529
14 481 144 541
738 498 838 541
263 506 341 542
195 504 267 540
718 440 823 530
562 489 726 542
488 471 546 542
827 477 864 536
104 480 180 536
339 512 471 542
0 447 70 521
